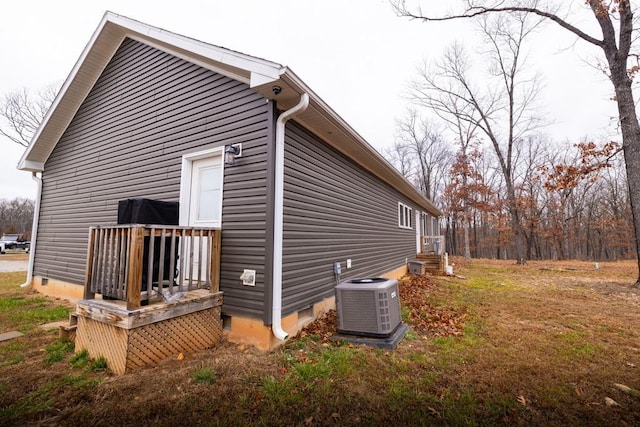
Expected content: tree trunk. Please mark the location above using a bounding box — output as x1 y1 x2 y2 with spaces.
462 172 471 260
505 182 526 264
612 75 640 285
591 0 640 282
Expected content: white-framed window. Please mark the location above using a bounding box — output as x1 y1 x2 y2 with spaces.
398 202 413 229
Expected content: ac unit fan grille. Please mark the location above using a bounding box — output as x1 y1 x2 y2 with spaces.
338 289 378 333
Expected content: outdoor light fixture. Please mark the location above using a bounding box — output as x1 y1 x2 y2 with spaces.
224 143 242 165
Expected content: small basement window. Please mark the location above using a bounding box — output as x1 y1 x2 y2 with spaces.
398 202 413 229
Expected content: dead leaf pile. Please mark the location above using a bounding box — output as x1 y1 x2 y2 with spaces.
399 274 467 337
297 310 337 342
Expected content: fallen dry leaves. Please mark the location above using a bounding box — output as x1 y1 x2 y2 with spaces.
294 274 466 343
399 274 467 337
297 310 337 342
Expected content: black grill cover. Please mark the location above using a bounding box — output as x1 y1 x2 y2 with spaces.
117 198 179 225
116 198 180 296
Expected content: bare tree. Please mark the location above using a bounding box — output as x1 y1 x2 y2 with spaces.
394 110 452 200
0 84 58 147
385 140 415 179
392 0 640 282
410 55 482 259
408 10 544 263
0 197 35 237
515 134 549 260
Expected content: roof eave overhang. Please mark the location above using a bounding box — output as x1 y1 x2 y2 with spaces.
252 70 442 217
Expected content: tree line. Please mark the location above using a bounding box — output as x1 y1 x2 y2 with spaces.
0 198 34 238
387 0 636 263
388 125 632 261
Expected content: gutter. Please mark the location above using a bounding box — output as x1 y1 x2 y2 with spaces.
278 70 442 217
271 93 309 341
20 172 42 288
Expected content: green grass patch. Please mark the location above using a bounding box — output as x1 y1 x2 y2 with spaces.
44 339 75 364
0 373 102 422
0 272 70 332
70 350 108 373
0 341 26 355
0 354 25 367
290 347 357 381
192 367 216 384
90 357 108 373
0 296 48 310
401 306 411 322
465 275 517 291
11 305 70 325
69 349 90 369
557 330 603 360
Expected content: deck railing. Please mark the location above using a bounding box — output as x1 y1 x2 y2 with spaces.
422 235 445 256
83 225 221 310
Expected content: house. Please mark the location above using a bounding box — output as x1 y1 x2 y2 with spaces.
18 12 443 352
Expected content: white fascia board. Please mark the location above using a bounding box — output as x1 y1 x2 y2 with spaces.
250 71 281 88
108 13 282 83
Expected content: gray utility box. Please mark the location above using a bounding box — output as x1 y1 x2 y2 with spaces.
335 278 402 337
408 260 425 275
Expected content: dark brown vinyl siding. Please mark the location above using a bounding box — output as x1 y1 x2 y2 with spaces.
35 38 270 318
281 122 418 316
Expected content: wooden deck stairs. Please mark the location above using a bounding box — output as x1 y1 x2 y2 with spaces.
416 253 444 275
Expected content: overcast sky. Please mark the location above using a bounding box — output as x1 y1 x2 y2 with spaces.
0 0 618 200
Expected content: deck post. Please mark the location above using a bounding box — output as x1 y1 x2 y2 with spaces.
210 230 221 293
126 226 144 310
83 227 97 300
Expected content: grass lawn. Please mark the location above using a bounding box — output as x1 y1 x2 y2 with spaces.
1 258 639 425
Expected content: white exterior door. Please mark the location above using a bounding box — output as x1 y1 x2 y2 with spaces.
188 156 223 228
180 152 223 283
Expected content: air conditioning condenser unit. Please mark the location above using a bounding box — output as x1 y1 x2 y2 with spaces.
335 278 402 337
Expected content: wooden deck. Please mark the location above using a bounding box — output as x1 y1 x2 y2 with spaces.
75 225 223 374
75 290 222 374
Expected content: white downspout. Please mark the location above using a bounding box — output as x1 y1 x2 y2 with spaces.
20 171 42 288
272 93 309 341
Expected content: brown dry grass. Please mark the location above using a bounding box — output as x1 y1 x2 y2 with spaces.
1 258 640 425
433 258 640 424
